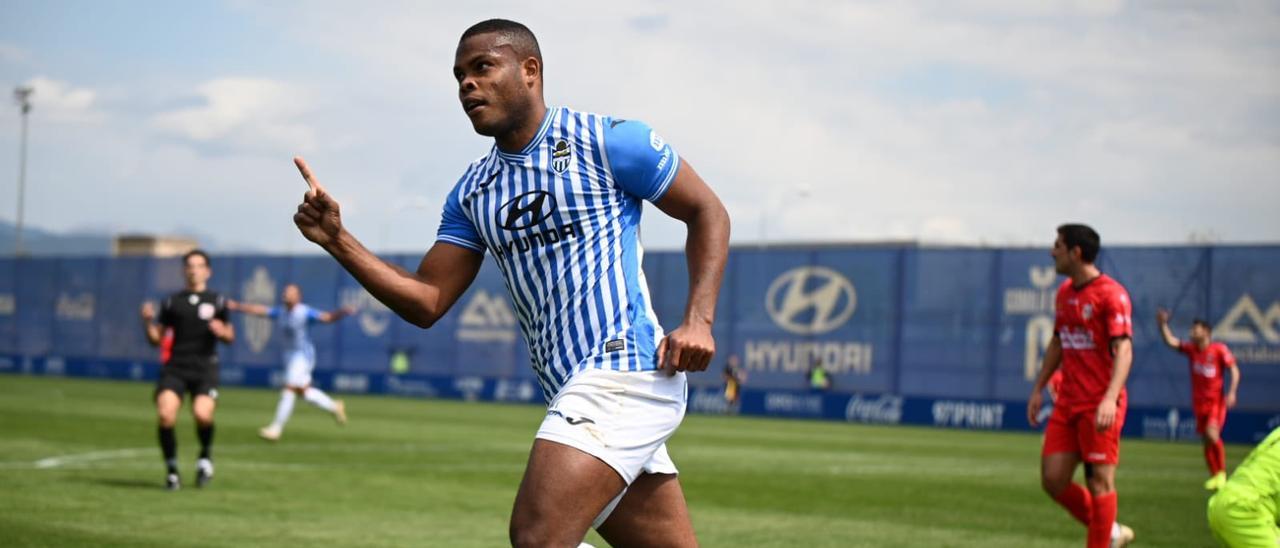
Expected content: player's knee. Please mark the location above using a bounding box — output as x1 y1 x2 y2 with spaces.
156 412 177 427
1040 474 1068 496
509 510 563 548
508 519 540 548
193 410 215 426
1086 473 1114 495
1039 467 1072 495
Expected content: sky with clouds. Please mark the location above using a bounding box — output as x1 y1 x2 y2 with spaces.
0 0 1276 253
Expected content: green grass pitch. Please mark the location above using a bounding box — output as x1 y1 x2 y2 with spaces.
0 375 1231 547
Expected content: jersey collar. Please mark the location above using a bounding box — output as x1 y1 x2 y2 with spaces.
496 106 559 162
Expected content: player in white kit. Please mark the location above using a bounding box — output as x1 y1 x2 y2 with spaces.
229 283 353 441
289 19 730 547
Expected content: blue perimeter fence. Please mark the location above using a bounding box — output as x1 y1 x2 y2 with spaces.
1 244 1277 443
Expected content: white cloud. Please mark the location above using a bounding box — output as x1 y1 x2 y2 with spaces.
20 77 99 123
4 2 1277 250
150 78 318 154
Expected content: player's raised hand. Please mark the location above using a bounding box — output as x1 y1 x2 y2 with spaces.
1156 307 1170 325
657 323 715 375
140 301 156 322
292 156 344 247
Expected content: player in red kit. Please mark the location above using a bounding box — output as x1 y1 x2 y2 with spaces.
1156 309 1240 490
1027 224 1135 548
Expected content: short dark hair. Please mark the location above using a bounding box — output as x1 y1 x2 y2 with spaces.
1057 224 1101 263
460 19 542 65
1192 319 1212 331
183 249 210 268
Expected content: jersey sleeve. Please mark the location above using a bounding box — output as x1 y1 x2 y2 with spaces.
603 118 681 202
1103 287 1133 339
265 306 282 319
1178 341 1196 355
435 181 486 253
1219 344 1237 368
157 296 175 327
305 305 323 323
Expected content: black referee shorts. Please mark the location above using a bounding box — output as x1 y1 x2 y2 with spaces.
155 358 220 401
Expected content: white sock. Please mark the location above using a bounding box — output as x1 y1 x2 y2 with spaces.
304 387 337 413
271 390 296 430
1111 522 1121 539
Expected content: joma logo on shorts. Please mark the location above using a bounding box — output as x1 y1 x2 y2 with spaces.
547 409 595 425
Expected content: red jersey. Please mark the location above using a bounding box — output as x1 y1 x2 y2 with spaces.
1178 341 1236 407
1053 274 1132 412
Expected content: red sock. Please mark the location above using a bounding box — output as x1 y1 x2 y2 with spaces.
1204 442 1219 474
1053 483 1093 526
1214 439 1226 474
1088 492 1117 548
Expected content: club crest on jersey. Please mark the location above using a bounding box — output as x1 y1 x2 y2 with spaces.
551 139 573 173
1082 304 1093 321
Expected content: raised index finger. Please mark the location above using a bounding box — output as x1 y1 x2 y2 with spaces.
294 156 325 194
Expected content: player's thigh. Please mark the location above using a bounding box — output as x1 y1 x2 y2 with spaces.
510 438 626 547
597 473 696 548
285 352 313 388
1041 410 1080 492
1041 451 1081 494
191 394 217 423
154 388 182 424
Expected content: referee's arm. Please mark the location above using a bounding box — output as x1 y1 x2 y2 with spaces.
140 301 164 346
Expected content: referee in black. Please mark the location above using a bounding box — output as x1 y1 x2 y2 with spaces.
140 249 234 490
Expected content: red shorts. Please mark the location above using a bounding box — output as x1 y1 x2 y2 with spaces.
1194 400 1227 435
1042 404 1127 465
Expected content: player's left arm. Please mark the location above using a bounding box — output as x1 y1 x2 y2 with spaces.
1224 347 1240 408
1096 289 1134 431
604 119 730 374
1096 336 1132 431
653 161 731 373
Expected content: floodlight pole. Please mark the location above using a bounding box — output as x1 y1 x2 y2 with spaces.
13 86 33 257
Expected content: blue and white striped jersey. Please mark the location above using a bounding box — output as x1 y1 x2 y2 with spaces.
267 304 321 361
436 106 681 402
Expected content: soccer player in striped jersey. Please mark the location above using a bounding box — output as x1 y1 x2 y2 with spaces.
289 19 729 547
1156 308 1241 490
227 284 353 441
1027 224 1135 548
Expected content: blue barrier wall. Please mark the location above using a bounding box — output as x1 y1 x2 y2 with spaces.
1 244 1277 442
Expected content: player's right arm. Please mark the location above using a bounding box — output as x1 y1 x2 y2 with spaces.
1027 334 1063 427
1155 307 1182 350
290 157 483 328
140 300 164 346
227 300 272 317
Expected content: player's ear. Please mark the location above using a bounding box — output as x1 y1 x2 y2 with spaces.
522 57 541 87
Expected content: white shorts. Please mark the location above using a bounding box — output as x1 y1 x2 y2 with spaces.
535 368 687 528
284 351 314 387
536 367 687 484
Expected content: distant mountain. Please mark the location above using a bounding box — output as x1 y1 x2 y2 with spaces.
0 221 113 256
0 221 259 256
